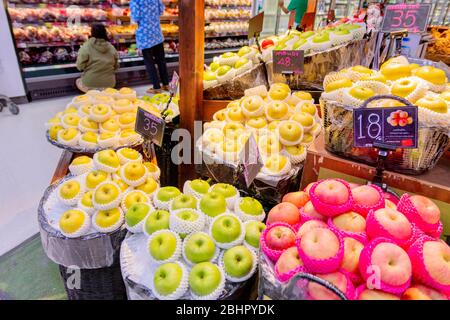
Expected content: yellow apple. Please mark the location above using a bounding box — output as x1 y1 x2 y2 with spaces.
95 208 122 228
350 65 373 75
226 106 245 122
81 132 98 144
246 117 267 129
290 112 314 128
293 91 313 100
93 182 121 205
49 125 63 140
59 209 87 234
136 177 159 194
79 117 99 131
413 66 447 85
265 101 289 120
101 118 120 133
96 149 120 169
58 127 79 142
269 88 290 101
264 154 289 174
380 63 412 81
348 86 375 101
86 170 109 189
59 180 81 200
71 156 91 166
213 109 227 121
360 73 387 83
325 79 353 92
391 78 418 98
416 96 448 113
278 121 303 144
123 190 148 211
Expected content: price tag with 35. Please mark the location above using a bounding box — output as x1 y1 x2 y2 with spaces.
381 4 431 33
135 107 165 147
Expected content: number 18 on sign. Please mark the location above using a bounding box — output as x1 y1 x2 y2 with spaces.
353 107 418 149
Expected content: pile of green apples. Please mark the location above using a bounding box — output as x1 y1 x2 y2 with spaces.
124 179 267 300
141 93 180 121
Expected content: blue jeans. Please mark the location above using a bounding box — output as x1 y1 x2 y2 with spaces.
142 42 169 89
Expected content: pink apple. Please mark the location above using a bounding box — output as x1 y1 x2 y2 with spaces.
302 201 327 222
348 182 361 189
364 241 412 287
313 180 350 205
385 199 397 210
367 208 412 241
409 195 441 225
282 191 309 209
304 182 315 194
357 286 400 300
420 240 450 287
352 185 381 207
267 202 300 225
275 246 303 275
308 272 351 300
296 220 327 238
341 237 364 275
265 226 296 250
300 228 340 260
402 284 448 300
332 212 366 233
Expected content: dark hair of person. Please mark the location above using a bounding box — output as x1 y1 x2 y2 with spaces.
91 23 109 41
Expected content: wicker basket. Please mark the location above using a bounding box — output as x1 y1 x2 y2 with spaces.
38 177 128 300
321 95 450 175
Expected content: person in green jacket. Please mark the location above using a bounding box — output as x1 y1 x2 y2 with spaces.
278 0 308 31
76 24 119 92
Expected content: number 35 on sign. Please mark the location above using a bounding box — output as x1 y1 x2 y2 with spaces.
135 107 166 147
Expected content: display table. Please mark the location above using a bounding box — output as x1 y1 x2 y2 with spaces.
301 133 450 239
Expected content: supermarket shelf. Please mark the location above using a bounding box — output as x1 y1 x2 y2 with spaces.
205 5 252 10
206 18 250 23
205 32 247 38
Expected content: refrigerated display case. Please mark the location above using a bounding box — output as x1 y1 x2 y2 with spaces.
313 0 361 29
4 0 254 100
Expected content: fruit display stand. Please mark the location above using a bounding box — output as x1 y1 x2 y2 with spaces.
38 148 159 300
300 133 450 242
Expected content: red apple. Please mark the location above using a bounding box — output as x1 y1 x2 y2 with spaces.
313 179 350 205
331 212 366 233
409 195 441 225
282 191 309 209
267 202 300 225
308 272 353 300
356 285 400 300
301 201 327 222
402 284 448 300
304 182 315 194
352 185 382 207
366 208 412 243
265 225 296 250
296 220 327 238
261 39 274 50
275 246 303 275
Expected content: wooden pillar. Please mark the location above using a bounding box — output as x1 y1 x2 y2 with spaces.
178 0 205 186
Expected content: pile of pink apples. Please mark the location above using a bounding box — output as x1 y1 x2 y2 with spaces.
261 178 450 300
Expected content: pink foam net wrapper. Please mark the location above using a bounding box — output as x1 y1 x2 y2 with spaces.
339 268 363 287
408 236 450 295
307 271 356 300
397 194 442 236
274 263 307 283
351 184 385 217
299 207 327 223
365 210 421 250
296 228 344 274
308 179 353 217
260 222 296 263
353 284 401 300
359 237 412 295
327 218 368 244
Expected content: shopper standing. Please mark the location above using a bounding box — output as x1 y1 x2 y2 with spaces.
130 0 170 93
278 0 308 31
76 24 119 92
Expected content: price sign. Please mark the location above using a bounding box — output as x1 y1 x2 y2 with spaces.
353 106 418 148
248 11 264 39
169 71 179 95
239 134 263 187
135 107 165 147
273 50 304 74
381 4 431 33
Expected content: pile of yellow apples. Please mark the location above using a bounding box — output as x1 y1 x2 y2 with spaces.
199 83 321 178
45 87 163 150
320 57 450 116
53 148 160 238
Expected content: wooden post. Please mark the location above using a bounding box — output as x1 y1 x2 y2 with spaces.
178 0 205 186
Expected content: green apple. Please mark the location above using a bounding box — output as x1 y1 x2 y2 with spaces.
209 62 220 72
293 38 307 50
204 71 217 81
238 197 263 216
189 262 222 296
223 245 253 278
176 209 198 222
333 28 350 36
237 46 252 57
171 194 197 210
312 32 330 43
184 232 216 263
199 192 227 217
341 24 360 31
153 262 183 296
245 221 266 248
234 58 249 69
157 186 181 202
189 179 210 195
300 31 315 39
148 231 178 261
217 65 231 77
126 203 151 227
144 210 170 235
211 215 241 243
221 52 236 59
210 183 237 199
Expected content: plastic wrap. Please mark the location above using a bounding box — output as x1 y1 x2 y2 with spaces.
38 175 127 269
266 38 377 91
321 97 450 175
46 130 143 154
203 63 269 100
195 143 302 206
257 251 347 300
120 232 256 300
